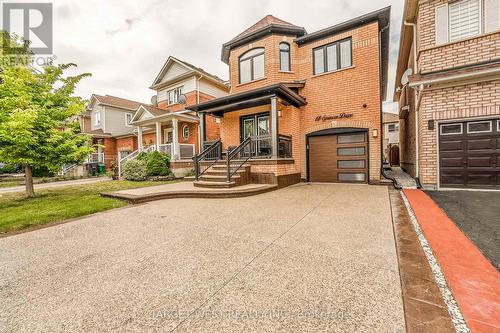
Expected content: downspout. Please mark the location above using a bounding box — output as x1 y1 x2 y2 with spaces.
404 20 422 188
378 23 401 189
197 74 204 152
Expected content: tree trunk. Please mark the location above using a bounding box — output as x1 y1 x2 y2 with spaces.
25 165 35 197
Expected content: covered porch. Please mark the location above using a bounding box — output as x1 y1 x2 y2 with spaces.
187 83 306 188
131 106 199 161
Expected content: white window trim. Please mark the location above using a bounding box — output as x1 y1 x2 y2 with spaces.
182 124 189 140
164 128 173 143
440 123 463 135
94 111 101 125
467 120 492 133
166 86 184 106
497 119 500 131
125 113 133 127
448 0 483 42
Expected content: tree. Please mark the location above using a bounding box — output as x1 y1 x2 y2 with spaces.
0 32 94 197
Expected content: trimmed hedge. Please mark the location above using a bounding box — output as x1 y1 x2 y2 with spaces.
123 159 147 181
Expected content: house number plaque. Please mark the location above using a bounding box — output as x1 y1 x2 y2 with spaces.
315 113 353 121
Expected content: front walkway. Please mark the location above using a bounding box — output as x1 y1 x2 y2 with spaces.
0 184 404 332
385 167 417 188
0 177 111 194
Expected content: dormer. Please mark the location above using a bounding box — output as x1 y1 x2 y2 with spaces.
221 15 306 93
150 56 228 112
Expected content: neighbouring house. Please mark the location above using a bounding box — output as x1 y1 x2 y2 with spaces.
188 8 391 187
127 56 229 177
83 94 144 172
394 0 500 189
383 112 400 165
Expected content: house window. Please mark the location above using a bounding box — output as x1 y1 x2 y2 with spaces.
239 48 265 84
388 124 399 132
279 42 290 71
167 86 183 105
182 124 189 140
125 113 133 126
435 0 499 45
94 111 101 125
313 38 352 75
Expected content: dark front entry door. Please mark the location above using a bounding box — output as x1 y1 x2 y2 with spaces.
308 131 368 183
439 119 500 189
240 113 270 157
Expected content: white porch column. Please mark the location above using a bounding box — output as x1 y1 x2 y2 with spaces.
198 113 206 153
270 96 279 159
172 118 180 160
137 126 143 151
155 122 161 151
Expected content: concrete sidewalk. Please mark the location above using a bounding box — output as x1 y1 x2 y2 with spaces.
0 183 404 332
0 177 111 194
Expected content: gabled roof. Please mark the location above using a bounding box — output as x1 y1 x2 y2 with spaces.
221 15 306 64
88 94 143 111
131 104 169 123
150 56 227 90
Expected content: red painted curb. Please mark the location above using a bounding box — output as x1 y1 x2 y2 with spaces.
403 189 500 333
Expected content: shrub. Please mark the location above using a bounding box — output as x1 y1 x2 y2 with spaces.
145 151 170 177
123 159 147 181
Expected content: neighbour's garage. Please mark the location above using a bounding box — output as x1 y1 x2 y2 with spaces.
439 118 500 189
307 128 368 183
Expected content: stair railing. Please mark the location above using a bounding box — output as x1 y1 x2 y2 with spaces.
193 139 222 181
226 136 252 183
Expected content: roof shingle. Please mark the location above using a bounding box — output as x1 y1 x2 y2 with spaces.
93 95 144 111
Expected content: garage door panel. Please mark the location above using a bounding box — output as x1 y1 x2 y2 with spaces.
440 172 466 186
467 156 494 167
440 156 464 167
467 173 497 186
309 132 367 183
440 140 465 151
467 138 495 151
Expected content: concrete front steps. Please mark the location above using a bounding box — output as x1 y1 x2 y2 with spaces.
188 163 251 188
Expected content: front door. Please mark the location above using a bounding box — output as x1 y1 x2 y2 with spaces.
240 113 270 157
164 128 173 144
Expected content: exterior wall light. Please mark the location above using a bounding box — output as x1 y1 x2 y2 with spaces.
372 129 378 138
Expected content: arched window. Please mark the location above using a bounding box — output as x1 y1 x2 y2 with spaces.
182 124 189 140
239 48 264 84
279 42 290 71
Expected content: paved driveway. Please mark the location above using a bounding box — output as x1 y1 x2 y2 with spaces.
0 184 404 332
426 190 500 270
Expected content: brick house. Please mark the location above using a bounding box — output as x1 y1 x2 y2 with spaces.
83 94 144 171
394 0 500 189
127 56 229 177
189 8 391 187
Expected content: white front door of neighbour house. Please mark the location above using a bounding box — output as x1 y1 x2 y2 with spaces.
164 128 173 143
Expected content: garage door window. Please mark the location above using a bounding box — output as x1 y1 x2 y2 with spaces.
338 147 365 156
338 160 365 168
337 133 365 143
467 121 492 133
338 173 365 181
440 123 463 135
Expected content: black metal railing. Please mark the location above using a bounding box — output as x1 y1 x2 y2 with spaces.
278 134 292 158
193 139 222 180
226 136 253 183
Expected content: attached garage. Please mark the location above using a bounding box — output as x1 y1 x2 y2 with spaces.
307 128 368 183
439 118 500 189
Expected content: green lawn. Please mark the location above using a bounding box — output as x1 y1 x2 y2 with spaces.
0 180 175 234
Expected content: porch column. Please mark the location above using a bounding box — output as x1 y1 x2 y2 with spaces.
270 96 279 159
137 126 143 151
199 113 206 153
172 118 180 160
155 122 161 151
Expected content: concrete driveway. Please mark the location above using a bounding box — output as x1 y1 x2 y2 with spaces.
0 183 404 332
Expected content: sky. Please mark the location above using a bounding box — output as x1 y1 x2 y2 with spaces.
48 0 403 112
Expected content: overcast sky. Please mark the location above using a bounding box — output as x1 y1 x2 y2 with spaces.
51 0 403 111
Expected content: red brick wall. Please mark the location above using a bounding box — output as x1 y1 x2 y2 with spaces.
103 137 116 170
